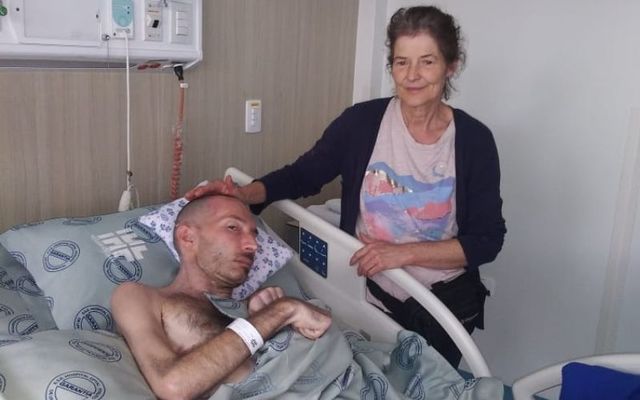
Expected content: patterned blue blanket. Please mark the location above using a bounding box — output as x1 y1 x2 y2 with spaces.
208 297 503 400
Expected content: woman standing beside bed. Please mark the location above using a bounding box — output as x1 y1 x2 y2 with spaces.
188 5 506 368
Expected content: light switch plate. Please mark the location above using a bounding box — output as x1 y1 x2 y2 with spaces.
245 99 262 133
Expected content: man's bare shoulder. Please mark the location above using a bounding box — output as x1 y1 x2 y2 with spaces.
111 282 165 321
112 281 158 302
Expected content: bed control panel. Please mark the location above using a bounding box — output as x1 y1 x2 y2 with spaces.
299 228 328 278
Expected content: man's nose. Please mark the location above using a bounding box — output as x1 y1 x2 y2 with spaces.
243 233 258 252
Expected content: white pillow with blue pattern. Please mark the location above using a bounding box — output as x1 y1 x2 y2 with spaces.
0 244 57 340
138 196 294 300
0 329 155 399
0 207 179 332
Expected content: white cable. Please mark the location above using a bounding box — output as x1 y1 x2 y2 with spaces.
125 33 131 189
118 32 136 212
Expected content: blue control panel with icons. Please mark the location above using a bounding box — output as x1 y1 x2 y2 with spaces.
112 0 133 28
299 228 328 278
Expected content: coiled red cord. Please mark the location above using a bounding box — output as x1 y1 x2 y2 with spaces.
170 84 186 200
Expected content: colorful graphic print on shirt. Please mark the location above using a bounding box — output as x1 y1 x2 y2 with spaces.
360 161 455 243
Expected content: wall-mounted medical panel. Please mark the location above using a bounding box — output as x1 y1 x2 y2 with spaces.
0 0 202 68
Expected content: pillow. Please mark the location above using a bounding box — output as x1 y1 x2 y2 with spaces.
560 362 640 400
138 196 293 300
0 329 155 399
0 243 57 338
0 207 180 331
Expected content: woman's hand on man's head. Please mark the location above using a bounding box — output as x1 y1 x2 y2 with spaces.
184 175 240 201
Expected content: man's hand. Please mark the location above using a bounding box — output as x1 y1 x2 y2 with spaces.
286 299 332 340
184 176 240 201
349 234 409 277
248 286 285 316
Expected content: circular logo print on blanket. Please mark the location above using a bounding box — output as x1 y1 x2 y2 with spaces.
267 328 293 352
393 334 423 370
0 373 5 393
360 373 388 400
63 217 103 226
125 219 161 243
10 251 27 267
46 371 105 400
43 241 80 272
69 339 122 362
234 373 274 398
0 270 15 290
16 275 44 296
0 304 14 318
74 306 114 331
8 314 39 336
405 375 425 399
103 255 142 284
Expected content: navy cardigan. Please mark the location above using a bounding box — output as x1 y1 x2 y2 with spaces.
254 97 506 271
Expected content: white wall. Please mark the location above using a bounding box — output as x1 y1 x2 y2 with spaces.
354 0 640 387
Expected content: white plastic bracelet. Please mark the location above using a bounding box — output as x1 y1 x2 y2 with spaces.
226 318 264 355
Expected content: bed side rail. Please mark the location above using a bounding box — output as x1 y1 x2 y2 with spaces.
226 167 491 378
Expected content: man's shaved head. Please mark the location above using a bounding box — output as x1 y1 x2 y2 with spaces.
173 194 253 256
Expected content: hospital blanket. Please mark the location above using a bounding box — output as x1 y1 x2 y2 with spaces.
207 297 503 400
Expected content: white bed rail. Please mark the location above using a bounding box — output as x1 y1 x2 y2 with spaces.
512 353 640 400
226 167 492 378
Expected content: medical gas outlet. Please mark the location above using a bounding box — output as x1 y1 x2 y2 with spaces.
245 100 262 133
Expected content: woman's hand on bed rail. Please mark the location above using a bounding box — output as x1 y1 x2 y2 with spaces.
350 234 410 277
350 234 468 277
185 176 267 205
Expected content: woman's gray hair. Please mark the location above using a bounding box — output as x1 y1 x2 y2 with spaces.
386 6 466 100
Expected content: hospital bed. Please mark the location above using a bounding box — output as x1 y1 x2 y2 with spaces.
0 167 496 399
0 167 635 399
0 167 499 400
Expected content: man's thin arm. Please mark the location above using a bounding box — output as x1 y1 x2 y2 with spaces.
112 285 310 400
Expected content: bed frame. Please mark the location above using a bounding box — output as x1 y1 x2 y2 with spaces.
226 167 492 378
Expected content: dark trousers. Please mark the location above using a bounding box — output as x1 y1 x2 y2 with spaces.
367 271 489 369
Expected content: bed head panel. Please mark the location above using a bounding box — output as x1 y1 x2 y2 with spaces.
225 167 492 378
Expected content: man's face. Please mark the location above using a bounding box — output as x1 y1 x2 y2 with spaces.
193 197 258 288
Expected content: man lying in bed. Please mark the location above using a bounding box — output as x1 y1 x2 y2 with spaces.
111 194 332 400
113 194 503 400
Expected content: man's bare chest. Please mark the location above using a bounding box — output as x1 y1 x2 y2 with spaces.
161 294 232 353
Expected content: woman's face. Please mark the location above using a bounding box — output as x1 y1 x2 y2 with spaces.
391 32 454 109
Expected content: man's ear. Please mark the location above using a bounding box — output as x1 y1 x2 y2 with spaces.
175 224 197 253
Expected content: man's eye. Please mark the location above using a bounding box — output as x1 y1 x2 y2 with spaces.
420 59 433 66
393 59 407 67
227 225 239 232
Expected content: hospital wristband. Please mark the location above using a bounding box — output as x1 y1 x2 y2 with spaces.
226 318 264 355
